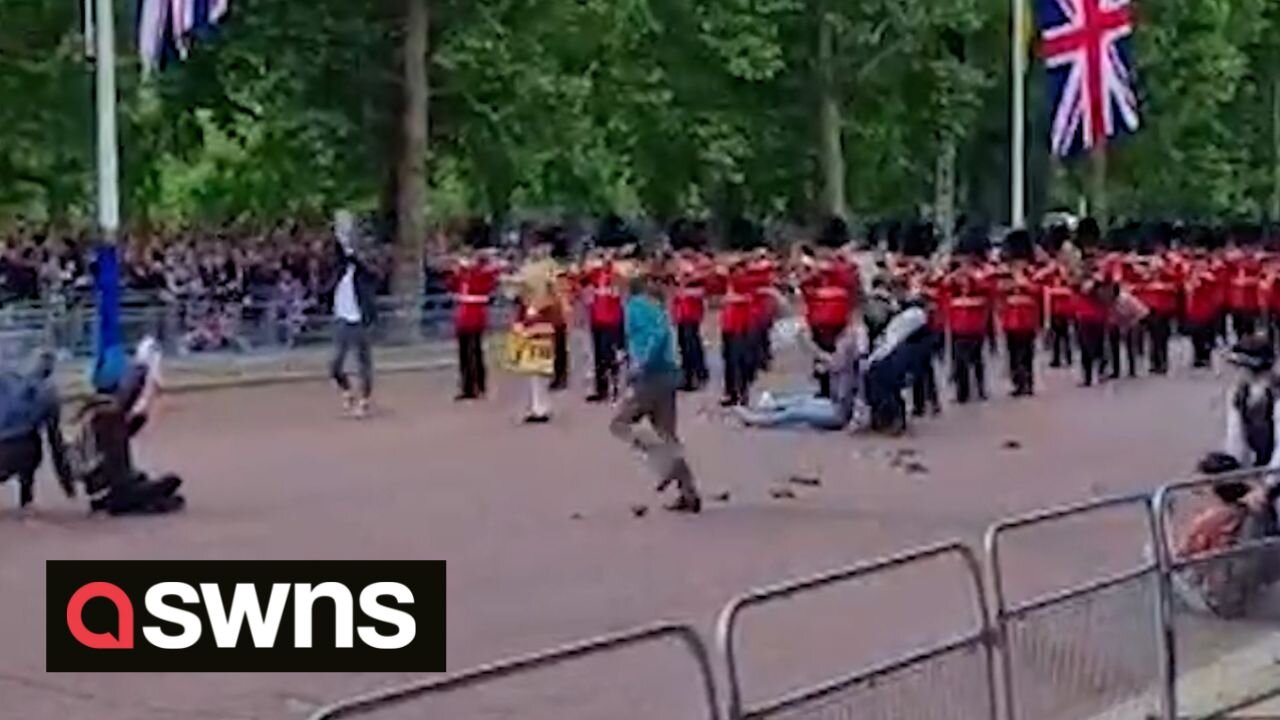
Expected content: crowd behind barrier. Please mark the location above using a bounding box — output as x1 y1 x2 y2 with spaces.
310 472 1280 720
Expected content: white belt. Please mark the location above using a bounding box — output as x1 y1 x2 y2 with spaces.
676 289 705 298
724 293 750 302
456 294 489 303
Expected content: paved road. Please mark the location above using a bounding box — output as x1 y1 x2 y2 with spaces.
0 350 1252 719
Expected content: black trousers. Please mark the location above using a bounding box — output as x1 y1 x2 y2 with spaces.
590 324 625 399
0 432 42 507
1078 321 1106 385
749 324 770 375
1188 321 1215 368
1006 331 1037 395
551 324 569 390
1106 326 1138 378
810 324 843 398
951 334 987 404
676 322 708 391
911 332 942 415
92 473 184 516
1049 316 1074 367
1146 314 1171 374
1232 310 1259 341
722 331 752 404
456 329 486 397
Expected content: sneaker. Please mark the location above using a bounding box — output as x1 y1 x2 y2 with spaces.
354 398 371 418
585 394 606 404
341 391 356 414
523 414 551 424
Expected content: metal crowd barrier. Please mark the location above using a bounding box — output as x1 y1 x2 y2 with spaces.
305 478 1280 720
716 541 998 720
1153 471 1280 720
307 622 721 720
985 493 1167 720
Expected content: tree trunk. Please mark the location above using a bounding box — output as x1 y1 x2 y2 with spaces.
816 7 847 220
935 135 956 247
393 0 429 341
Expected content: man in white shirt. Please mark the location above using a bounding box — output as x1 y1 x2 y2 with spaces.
328 211 377 417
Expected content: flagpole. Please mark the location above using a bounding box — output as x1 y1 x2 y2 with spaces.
1011 0 1027 229
93 0 124 383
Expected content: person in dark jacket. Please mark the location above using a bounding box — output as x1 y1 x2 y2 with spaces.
325 211 380 417
67 348 185 516
0 350 72 509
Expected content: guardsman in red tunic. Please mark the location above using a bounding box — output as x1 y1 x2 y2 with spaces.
671 250 710 391
1184 253 1222 369
582 251 626 402
1261 260 1280 349
744 248 778 374
1225 244 1262 341
1133 252 1180 375
1073 267 1111 386
446 251 499 400
998 230 1042 397
799 245 856 398
945 233 991 403
718 255 755 406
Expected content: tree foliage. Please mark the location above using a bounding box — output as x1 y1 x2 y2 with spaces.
1 0 1277 229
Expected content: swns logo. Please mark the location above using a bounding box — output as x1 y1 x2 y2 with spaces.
47 561 445 672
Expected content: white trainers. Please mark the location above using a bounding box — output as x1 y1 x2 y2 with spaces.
341 391 356 414
354 398 371 418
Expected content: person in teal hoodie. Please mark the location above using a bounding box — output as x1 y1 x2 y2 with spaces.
609 270 702 513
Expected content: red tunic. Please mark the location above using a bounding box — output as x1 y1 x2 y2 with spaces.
801 260 855 329
945 269 990 337
1184 266 1222 325
998 271 1042 334
584 262 624 327
670 261 707 325
447 263 498 332
719 266 753 334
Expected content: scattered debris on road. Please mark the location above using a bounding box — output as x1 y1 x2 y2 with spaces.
769 487 797 500
788 475 822 487
630 504 649 518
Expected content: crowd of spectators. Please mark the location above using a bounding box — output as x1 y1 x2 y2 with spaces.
0 223 400 353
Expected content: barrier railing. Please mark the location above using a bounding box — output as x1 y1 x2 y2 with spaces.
716 541 997 720
309 481 1280 720
1153 472 1280 720
0 294 516 359
985 493 1166 720
307 622 721 720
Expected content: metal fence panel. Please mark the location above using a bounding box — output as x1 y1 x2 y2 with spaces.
985 494 1166 720
717 541 998 720
307 622 720 720
1153 473 1280 720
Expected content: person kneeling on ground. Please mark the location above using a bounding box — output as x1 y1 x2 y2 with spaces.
1171 452 1276 618
67 344 184 516
735 319 868 432
0 350 73 509
862 297 931 435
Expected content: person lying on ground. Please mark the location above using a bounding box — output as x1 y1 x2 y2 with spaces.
735 319 869 431
0 349 72 509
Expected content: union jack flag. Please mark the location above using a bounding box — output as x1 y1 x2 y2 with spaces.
1036 0 1141 157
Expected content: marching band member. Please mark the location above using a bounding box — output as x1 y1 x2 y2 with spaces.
998 230 1042 397
511 233 563 423
1133 243 1180 376
719 253 755 406
670 246 710 392
1184 252 1223 370
446 241 499 401
800 219 857 398
945 229 991 404
582 248 626 403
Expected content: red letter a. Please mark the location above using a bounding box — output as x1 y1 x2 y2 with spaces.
67 582 134 649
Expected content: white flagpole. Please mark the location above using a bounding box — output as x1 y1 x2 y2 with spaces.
94 0 120 243
1011 0 1027 229
93 0 123 373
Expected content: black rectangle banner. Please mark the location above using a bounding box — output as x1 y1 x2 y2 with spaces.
47 560 445 672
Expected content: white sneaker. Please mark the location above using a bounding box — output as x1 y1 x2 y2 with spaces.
354 398 371 418
341 392 356 414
